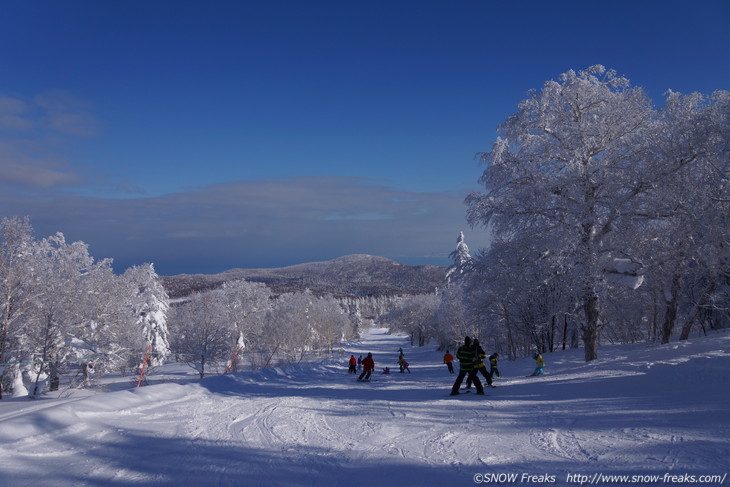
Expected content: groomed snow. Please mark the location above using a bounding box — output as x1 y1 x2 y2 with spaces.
1 328 728 487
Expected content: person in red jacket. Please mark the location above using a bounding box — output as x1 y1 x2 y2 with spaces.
358 352 375 382
348 355 357 374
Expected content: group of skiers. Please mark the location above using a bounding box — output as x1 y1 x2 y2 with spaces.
443 345 499 378
350 353 374 381
449 336 545 395
449 336 494 395
348 348 412 382
347 339 546 391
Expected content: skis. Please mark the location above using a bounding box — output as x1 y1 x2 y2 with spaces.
445 390 488 398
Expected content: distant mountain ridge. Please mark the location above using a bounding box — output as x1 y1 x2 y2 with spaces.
160 254 447 298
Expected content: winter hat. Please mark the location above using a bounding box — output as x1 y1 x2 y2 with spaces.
464 336 472 345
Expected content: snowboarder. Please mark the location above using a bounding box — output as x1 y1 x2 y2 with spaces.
466 339 495 389
348 355 357 374
529 352 545 376
489 353 500 379
443 350 454 373
358 352 375 382
450 337 484 395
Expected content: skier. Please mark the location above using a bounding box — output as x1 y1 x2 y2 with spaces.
443 350 454 373
466 339 495 389
401 357 411 373
450 337 484 395
529 352 545 376
348 355 357 374
358 352 375 382
397 354 411 373
382 367 390 375
489 353 500 379
357 355 363 372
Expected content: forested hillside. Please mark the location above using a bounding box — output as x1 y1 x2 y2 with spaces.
160 254 446 298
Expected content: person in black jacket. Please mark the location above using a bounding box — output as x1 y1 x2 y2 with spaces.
450 336 484 395
466 339 495 389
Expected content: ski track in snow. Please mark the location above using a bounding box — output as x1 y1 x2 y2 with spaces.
0 328 729 486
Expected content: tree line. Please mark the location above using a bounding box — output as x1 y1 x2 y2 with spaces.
0 216 364 397
386 66 729 362
0 216 170 398
168 283 360 378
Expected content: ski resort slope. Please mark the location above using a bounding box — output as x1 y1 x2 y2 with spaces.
0 328 729 487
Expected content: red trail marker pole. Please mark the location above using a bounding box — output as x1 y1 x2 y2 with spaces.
224 347 244 375
137 345 152 387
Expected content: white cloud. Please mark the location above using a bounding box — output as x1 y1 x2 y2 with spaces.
0 91 99 188
0 176 491 274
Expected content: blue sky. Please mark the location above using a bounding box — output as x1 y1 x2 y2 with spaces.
1 0 728 275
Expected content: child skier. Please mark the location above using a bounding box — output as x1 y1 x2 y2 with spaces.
443 350 454 373
529 352 545 376
489 353 500 379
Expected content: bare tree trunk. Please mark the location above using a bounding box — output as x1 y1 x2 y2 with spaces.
49 354 60 392
679 280 716 340
263 343 281 369
582 289 600 361
661 274 682 344
650 291 659 342
549 315 556 352
502 304 517 360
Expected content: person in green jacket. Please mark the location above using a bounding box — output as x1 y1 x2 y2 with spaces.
450 337 484 395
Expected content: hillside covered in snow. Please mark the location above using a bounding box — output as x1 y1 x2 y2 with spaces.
0 328 728 487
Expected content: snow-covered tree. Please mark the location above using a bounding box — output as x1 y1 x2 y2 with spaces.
169 291 236 378
123 264 171 366
0 217 35 398
446 231 472 284
220 279 271 369
381 293 440 347
26 233 101 394
465 66 727 361
309 295 351 353
72 260 141 384
266 291 316 363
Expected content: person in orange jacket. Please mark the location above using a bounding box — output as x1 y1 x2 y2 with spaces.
348 355 357 374
443 351 455 373
358 352 375 382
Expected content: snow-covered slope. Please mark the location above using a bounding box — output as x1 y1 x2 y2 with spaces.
0 329 728 487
